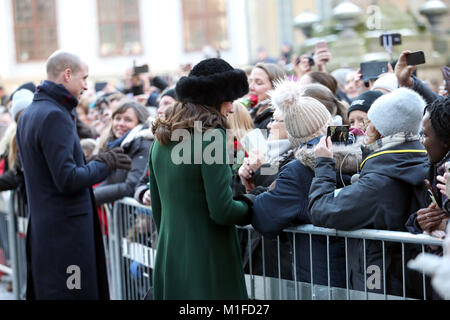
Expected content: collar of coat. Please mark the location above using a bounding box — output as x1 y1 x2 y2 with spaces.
360 133 425 170
295 136 364 174
120 121 155 149
36 80 79 112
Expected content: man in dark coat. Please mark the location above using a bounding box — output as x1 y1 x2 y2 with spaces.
16 51 131 300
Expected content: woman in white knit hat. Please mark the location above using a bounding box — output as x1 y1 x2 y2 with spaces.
249 79 361 287
309 87 430 298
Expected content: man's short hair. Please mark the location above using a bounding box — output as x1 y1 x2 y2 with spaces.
46 51 83 80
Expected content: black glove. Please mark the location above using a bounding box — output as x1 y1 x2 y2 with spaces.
90 147 132 172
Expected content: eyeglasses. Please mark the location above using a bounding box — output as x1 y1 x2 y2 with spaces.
270 118 284 124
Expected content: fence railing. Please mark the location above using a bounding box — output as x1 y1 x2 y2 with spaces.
2 193 445 300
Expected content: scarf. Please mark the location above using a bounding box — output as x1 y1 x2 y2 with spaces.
267 139 292 165
37 80 79 111
361 132 420 160
107 130 131 150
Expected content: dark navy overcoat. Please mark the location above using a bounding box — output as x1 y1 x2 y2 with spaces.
16 80 110 300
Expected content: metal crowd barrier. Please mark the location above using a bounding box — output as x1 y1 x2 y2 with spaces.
1 193 445 300
0 192 13 282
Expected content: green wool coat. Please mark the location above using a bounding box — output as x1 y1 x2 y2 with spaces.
149 128 251 300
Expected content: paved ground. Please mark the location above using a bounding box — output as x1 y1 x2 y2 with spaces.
0 276 15 300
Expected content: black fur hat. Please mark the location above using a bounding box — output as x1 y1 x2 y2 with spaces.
176 58 249 107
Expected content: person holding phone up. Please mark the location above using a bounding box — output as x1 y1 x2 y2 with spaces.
406 97 450 237
309 88 429 298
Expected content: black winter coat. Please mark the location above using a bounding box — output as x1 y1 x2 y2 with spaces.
94 127 153 204
250 101 273 131
309 140 429 298
16 80 110 300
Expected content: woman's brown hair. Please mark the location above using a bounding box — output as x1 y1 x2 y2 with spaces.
254 62 287 89
97 100 150 151
299 83 349 124
308 72 338 95
152 102 230 146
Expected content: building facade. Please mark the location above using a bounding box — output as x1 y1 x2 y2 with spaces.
0 0 250 90
0 0 448 91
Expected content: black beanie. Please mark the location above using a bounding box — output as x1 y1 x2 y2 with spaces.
175 58 249 107
347 90 383 117
161 88 177 100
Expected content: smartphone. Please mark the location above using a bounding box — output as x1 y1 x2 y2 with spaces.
134 64 149 75
380 33 402 47
441 66 450 93
327 125 350 143
360 61 389 81
315 40 328 50
405 51 426 66
425 179 441 208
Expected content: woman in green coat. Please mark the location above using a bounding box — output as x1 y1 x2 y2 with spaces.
150 58 252 300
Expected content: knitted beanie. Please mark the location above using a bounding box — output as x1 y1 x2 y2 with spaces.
371 73 398 93
368 87 426 137
347 90 383 117
11 89 34 121
176 58 248 108
160 88 177 100
270 80 332 147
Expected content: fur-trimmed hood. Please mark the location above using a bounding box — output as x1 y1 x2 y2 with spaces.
295 137 364 174
121 119 155 148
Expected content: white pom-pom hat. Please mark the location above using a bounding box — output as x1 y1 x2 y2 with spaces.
269 79 332 147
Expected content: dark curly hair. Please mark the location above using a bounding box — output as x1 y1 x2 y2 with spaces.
425 96 450 146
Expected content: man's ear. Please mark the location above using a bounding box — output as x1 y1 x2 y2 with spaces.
63 68 72 82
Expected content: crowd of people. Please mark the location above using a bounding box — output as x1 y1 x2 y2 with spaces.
0 41 449 300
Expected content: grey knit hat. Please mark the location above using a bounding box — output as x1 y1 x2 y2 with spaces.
368 87 426 137
11 89 34 121
270 79 332 147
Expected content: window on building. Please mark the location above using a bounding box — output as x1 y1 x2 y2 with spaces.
182 0 230 52
12 0 59 62
97 0 142 56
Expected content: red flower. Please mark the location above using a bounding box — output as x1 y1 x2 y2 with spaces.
250 95 259 108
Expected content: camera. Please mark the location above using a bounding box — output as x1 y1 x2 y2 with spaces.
308 54 315 67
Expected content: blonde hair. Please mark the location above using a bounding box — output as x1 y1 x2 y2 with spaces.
228 102 254 141
227 102 254 161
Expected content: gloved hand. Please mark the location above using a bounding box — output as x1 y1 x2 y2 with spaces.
90 147 132 172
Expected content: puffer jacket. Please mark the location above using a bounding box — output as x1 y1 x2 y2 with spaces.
252 137 362 287
94 125 153 204
309 137 430 298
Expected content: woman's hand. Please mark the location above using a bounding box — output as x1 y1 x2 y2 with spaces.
314 48 332 73
239 158 256 193
417 203 447 232
314 136 333 159
438 85 448 97
437 173 448 195
248 149 265 173
395 51 416 88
